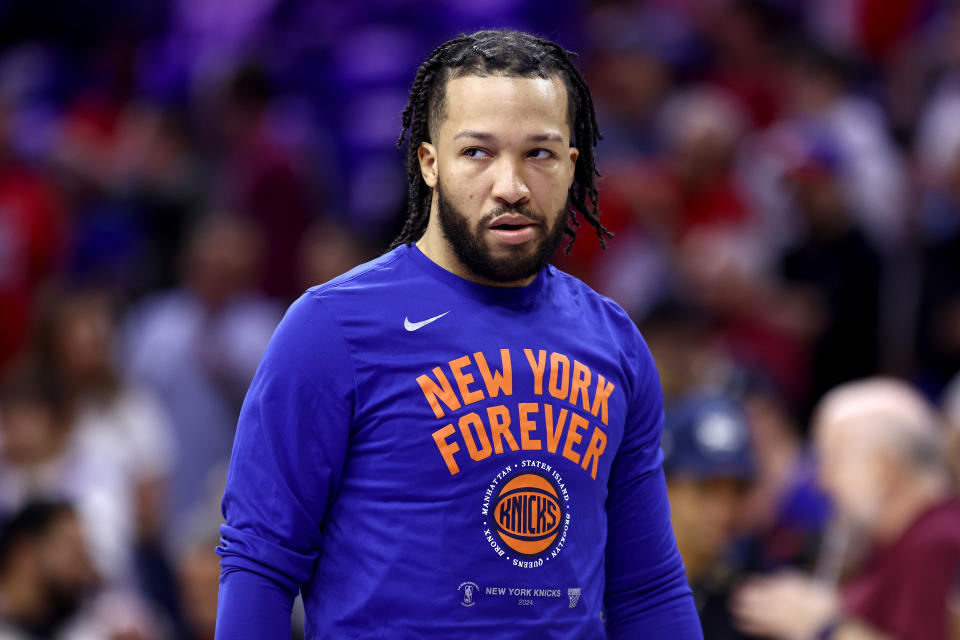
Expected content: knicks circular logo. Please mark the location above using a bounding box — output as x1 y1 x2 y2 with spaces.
481 462 571 565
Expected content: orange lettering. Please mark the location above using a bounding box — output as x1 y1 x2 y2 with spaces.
591 375 615 426
548 353 570 400
518 403 541 451
569 360 592 411
487 405 519 454
417 368 462 419
458 412 492 461
432 424 461 475
474 349 513 398
450 355 484 405
581 427 607 480
543 404 568 454
563 412 588 465
524 349 546 395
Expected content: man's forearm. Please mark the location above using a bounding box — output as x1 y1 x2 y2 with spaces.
215 568 295 640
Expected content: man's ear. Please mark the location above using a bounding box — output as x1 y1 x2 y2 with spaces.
567 146 579 189
419 142 438 188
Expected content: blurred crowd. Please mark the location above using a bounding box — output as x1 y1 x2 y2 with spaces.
2 0 960 638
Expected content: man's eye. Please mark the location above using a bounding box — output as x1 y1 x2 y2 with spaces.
528 148 554 159
463 148 490 158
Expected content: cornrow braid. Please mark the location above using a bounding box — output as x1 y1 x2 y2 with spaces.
389 29 611 253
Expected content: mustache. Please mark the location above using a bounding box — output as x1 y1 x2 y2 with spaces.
478 205 547 226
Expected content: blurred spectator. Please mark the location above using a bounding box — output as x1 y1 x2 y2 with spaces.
775 132 882 416
206 64 314 300
107 104 206 295
40 91 204 297
732 378 960 640
739 44 908 256
34 289 178 621
784 46 908 252
50 91 146 291
0 499 159 640
0 366 132 590
663 393 755 639
123 214 280 537
0 500 97 639
658 86 753 238
36 290 173 547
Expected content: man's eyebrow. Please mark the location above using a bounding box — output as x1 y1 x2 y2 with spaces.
452 130 566 143
453 130 495 141
527 133 566 144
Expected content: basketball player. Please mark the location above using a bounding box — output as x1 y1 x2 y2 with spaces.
215 29 702 639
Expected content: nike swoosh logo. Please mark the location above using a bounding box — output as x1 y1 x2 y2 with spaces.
404 311 450 332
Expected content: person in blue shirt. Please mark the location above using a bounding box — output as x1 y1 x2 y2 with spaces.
215 29 702 639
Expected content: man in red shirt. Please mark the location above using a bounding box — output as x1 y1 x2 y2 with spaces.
731 378 960 640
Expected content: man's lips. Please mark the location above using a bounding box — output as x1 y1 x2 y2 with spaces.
486 214 539 244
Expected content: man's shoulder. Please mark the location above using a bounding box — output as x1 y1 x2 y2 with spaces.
280 246 421 336
545 264 639 336
306 246 409 300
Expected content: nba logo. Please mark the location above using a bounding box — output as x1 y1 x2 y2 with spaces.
567 588 581 608
458 581 479 607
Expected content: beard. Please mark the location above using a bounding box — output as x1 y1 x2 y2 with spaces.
435 181 568 284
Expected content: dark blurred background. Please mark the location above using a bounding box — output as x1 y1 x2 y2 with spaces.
2 0 960 638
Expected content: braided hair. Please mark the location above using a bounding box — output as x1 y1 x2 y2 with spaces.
390 29 610 252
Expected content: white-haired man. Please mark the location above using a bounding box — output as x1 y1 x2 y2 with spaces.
732 378 960 640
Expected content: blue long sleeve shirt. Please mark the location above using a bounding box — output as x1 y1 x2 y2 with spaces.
216 244 702 639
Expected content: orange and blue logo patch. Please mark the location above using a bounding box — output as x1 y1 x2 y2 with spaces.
481 461 571 566
492 472 562 557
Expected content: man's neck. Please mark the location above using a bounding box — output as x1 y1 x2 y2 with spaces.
872 472 950 543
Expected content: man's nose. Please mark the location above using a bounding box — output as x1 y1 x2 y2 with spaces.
491 156 530 206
